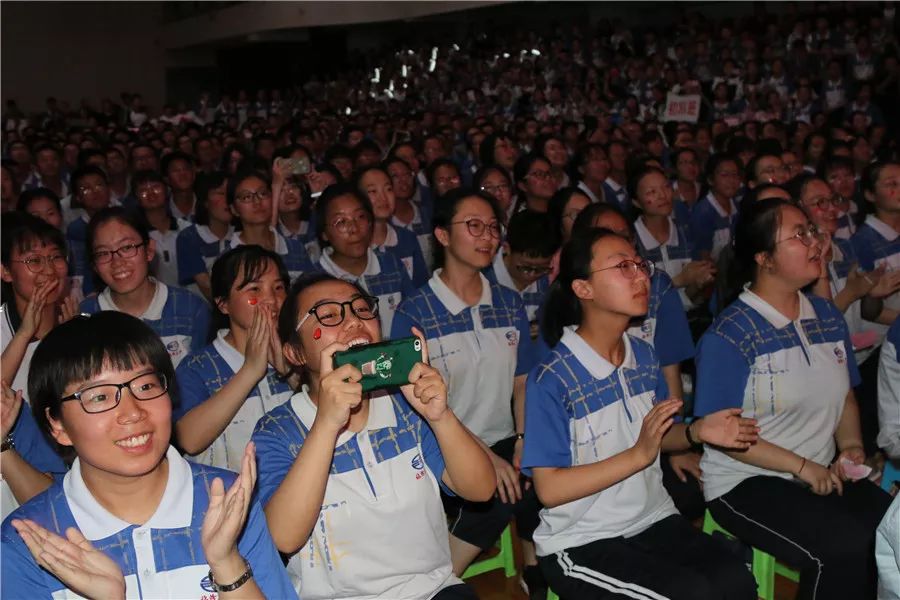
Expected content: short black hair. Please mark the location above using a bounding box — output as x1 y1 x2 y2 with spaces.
87 206 151 258
1 211 67 267
193 171 230 227
314 182 373 247
210 245 289 330
29 312 178 462
278 272 368 348
131 169 166 197
506 209 559 257
17 187 62 214
160 151 196 176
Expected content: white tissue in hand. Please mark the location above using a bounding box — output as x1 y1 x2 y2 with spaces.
839 458 872 481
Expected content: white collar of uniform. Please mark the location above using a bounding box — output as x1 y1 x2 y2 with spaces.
634 215 679 251
560 326 636 380
196 224 234 244
377 222 399 250
577 180 601 204
290 385 397 447
492 249 518 290
212 328 245 373
391 202 421 228
704 192 736 218
604 177 624 193
320 246 381 280
738 286 816 329
229 227 289 255
79 211 90 225
428 269 492 316
277 219 308 239
98 278 167 320
864 214 900 241
64 446 193 539
168 195 196 220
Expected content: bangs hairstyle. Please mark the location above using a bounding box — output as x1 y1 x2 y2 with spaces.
314 182 374 247
278 272 368 348
541 227 623 346
194 171 231 227
28 312 177 461
87 206 151 255
1 212 67 267
210 245 289 327
432 188 504 268
226 169 272 207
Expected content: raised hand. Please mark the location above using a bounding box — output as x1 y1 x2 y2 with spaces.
201 442 256 567
57 294 79 326
400 327 450 423
264 312 289 377
694 408 759 449
19 279 59 340
1 380 23 441
242 305 271 381
11 519 125 600
314 342 364 434
632 398 682 468
869 267 900 299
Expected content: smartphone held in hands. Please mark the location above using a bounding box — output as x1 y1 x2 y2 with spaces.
332 336 422 393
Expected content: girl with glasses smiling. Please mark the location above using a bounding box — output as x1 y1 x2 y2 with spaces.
313 183 414 337
1 312 296 600
79 207 211 369
521 227 759 600
695 198 892 600
251 272 493 600
392 189 543 587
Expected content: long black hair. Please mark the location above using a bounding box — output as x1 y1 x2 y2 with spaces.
541 227 623 346
209 245 290 331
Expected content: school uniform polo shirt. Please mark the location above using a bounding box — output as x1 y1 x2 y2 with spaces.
168 195 196 222
0 304 67 520
601 177 630 214
634 215 696 309
0 446 296 600
226 228 315 282
689 192 737 262
65 213 92 297
79 279 210 368
150 218 192 288
391 271 535 446
252 387 461 600
853 215 900 315
374 223 430 288
175 329 294 472
694 289 861 501
484 249 550 325
176 223 233 287
624 271 695 368
317 246 414 337
827 238 877 365
277 219 322 263
877 319 900 459
521 328 677 556
391 202 434 275
576 180 604 205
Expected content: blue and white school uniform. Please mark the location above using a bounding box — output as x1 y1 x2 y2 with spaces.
601 177 631 214
877 319 900 459
175 329 294 472
391 271 535 445
521 328 676 556
277 218 322 263
79 279 210 368
175 223 233 292
484 249 550 326
625 271 695 368
0 303 67 520
252 387 460 600
0 446 297 600
149 217 192 289
64 213 92 296
391 201 434 274
225 228 315 282
689 192 737 262
168 194 196 222
694 289 861 501
852 214 900 319
827 238 878 365
374 223 430 288
317 246 414 337
834 199 859 241
635 215 697 309
576 180 606 205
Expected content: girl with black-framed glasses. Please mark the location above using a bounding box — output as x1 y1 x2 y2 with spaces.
252 271 493 600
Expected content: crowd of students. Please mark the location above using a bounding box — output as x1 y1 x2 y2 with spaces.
2 3 900 600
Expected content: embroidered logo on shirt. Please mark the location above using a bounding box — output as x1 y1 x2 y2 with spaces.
200 574 216 593
506 331 519 346
411 453 427 479
166 339 183 357
834 347 846 364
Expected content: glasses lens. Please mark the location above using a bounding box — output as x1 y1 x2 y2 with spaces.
81 385 119 413
314 302 345 326
130 372 167 400
24 258 43 273
119 244 139 258
466 220 486 237
351 296 379 320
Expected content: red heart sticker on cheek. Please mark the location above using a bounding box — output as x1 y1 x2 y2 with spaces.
248 298 258 306
313 328 322 340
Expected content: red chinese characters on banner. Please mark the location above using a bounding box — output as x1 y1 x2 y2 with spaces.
663 94 701 123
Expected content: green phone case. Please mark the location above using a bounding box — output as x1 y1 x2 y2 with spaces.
332 336 422 393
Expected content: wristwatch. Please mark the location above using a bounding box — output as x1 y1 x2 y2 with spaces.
1 434 14 453
514 433 525 442
208 559 253 593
